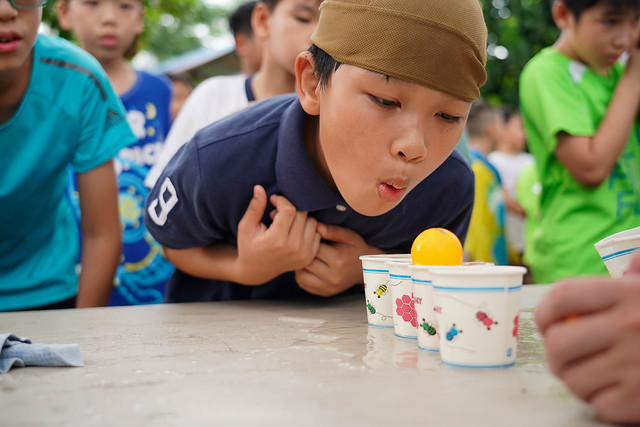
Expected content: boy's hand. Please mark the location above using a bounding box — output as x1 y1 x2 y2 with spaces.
294 224 384 297
235 185 321 284
625 29 640 76
534 253 640 425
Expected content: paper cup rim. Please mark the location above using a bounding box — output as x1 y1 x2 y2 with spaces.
594 227 640 247
595 234 640 249
427 265 527 277
359 254 410 261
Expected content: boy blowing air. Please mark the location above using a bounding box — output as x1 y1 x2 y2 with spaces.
0 0 135 310
520 0 640 284
145 0 487 302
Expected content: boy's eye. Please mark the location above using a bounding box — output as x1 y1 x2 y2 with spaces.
437 112 462 123
119 0 137 9
295 16 312 24
372 96 399 108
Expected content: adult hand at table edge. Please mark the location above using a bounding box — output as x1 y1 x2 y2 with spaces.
534 252 640 425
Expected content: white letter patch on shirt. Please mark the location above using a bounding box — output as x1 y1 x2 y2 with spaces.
147 177 178 226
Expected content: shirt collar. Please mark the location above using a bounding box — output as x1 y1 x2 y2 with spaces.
275 97 345 211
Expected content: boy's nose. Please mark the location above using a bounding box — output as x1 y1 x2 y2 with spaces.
0 0 19 19
100 2 118 22
393 126 427 163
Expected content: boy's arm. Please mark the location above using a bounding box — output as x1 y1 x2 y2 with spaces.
75 160 121 307
163 185 321 285
555 48 640 187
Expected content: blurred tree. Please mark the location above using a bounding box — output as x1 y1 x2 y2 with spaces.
480 0 559 108
42 0 230 63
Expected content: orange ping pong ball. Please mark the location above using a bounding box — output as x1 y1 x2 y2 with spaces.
411 228 463 266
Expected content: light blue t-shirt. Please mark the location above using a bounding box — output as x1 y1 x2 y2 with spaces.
0 35 135 311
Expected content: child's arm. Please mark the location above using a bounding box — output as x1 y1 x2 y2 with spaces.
164 185 322 285
75 160 121 307
555 46 640 187
535 253 640 424
294 224 385 297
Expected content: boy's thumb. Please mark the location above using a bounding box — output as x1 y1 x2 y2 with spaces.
240 185 267 229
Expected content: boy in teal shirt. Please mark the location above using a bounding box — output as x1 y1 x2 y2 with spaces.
0 0 135 310
519 0 640 284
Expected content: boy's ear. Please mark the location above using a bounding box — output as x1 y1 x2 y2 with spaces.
295 51 320 116
251 2 271 41
551 0 572 29
56 1 74 31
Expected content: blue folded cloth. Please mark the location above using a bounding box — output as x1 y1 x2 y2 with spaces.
0 333 84 374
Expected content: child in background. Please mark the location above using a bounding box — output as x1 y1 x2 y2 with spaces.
229 0 262 75
519 0 640 284
488 108 533 264
58 0 174 305
167 73 193 121
144 0 485 302
464 101 509 265
145 0 321 188
0 0 135 311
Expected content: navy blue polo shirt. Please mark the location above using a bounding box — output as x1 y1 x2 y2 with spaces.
145 94 474 302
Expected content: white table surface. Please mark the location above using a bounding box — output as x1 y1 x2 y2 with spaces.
0 285 610 426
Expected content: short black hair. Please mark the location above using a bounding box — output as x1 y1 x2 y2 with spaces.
260 0 280 10
229 1 258 36
561 0 640 20
308 44 342 89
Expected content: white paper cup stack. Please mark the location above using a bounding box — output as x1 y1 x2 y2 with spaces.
359 254 411 327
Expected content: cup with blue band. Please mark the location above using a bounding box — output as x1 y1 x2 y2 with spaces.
428 265 526 369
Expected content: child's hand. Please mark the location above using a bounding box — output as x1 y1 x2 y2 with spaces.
625 27 640 75
534 253 640 424
294 224 384 297
235 185 321 284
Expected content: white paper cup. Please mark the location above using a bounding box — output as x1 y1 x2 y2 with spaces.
360 254 411 327
410 265 440 351
429 265 526 369
387 260 418 339
594 227 640 278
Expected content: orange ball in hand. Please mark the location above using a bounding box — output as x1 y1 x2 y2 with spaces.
411 228 463 266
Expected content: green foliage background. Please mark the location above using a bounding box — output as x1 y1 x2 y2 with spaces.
42 0 560 108
481 0 559 108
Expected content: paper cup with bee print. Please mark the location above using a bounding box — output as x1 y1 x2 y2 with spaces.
387 260 418 339
410 265 440 351
429 265 526 368
360 254 411 327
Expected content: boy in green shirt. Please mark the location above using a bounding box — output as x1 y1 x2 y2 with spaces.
519 0 640 284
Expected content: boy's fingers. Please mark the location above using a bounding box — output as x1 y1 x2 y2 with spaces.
238 185 268 233
269 194 298 232
535 279 618 334
317 223 357 244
